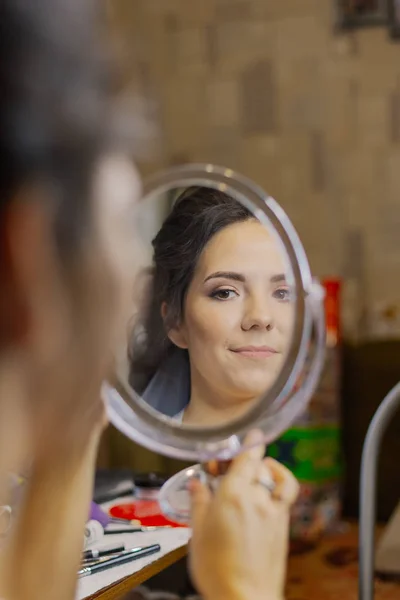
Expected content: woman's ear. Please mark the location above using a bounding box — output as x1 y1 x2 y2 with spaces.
161 302 188 349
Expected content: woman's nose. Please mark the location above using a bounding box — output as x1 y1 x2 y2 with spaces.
241 296 274 331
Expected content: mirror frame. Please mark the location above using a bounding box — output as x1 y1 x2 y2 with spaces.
104 164 323 459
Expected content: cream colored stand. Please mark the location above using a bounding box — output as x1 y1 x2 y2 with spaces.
375 500 400 575
359 382 400 600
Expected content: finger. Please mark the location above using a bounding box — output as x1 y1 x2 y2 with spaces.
224 429 265 484
249 461 278 510
254 460 277 494
263 457 299 505
189 478 212 531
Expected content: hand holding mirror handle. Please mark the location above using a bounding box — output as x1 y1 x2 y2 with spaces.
159 451 280 526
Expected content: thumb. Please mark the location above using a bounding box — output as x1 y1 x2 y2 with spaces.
189 478 211 531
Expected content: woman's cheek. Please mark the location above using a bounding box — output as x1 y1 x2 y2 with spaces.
187 303 221 348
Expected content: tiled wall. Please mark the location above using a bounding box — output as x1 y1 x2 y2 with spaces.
108 0 400 334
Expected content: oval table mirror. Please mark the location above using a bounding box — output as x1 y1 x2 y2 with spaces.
102 163 326 524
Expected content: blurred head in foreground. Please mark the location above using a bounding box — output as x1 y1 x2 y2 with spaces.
0 0 142 479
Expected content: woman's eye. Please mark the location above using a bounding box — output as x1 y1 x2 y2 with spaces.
273 287 291 302
211 289 237 300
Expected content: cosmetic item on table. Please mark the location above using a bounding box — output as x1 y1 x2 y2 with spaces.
89 502 110 528
83 519 104 550
82 545 125 561
82 553 126 567
78 544 161 577
109 472 186 529
104 525 170 535
93 469 136 504
268 278 343 549
134 473 167 500
109 501 185 529
89 501 137 527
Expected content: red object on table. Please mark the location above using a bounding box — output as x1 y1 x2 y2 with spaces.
323 278 341 344
110 500 187 528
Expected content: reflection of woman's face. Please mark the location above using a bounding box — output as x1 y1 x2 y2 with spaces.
171 219 294 412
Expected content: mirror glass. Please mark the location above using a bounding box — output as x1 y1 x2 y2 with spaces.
113 183 297 431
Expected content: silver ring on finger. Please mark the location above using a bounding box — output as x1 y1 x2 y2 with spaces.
255 475 275 494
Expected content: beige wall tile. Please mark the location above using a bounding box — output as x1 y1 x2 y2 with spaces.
171 28 209 76
274 16 329 61
389 91 400 144
174 0 216 27
325 78 359 150
160 75 210 155
215 1 253 22
310 132 328 192
238 134 282 195
207 79 240 128
356 28 400 65
239 60 277 134
250 0 324 20
386 150 400 202
140 0 180 18
215 20 275 74
207 126 242 170
358 95 390 148
277 58 326 134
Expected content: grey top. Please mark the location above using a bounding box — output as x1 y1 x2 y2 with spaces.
142 348 190 418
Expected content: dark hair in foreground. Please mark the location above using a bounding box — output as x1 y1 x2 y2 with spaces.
129 187 254 393
0 0 113 256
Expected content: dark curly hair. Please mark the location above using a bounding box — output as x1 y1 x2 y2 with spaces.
129 186 255 393
0 0 115 256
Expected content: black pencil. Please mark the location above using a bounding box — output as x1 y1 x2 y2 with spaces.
78 544 161 577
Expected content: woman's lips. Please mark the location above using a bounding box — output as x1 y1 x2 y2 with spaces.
231 346 278 359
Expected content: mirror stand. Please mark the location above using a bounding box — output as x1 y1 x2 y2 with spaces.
359 381 400 600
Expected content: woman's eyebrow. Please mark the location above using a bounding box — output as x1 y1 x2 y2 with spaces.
271 273 287 283
204 271 245 283
204 272 287 284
